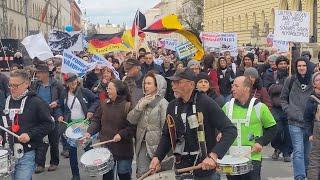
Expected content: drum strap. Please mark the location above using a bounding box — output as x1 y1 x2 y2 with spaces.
227 97 257 147
166 114 177 152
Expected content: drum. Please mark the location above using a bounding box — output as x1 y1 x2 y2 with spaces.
80 147 114 176
65 122 89 147
144 171 194 180
217 155 252 175
0 148 14 178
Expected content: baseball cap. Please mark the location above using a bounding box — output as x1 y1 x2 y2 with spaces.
167 68 196 81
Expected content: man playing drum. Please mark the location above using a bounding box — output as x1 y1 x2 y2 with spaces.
1 69 54 180
149 68 237 180
222 76 277 180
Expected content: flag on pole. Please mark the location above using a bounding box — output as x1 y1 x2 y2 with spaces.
131 10 146 37
142 14 204 60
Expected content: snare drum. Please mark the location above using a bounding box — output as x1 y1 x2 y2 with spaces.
65 122 89 147
144 170 194 180
80 147 114 176
0 148 14 177
217 155 252 175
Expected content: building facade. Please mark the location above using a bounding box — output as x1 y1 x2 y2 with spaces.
95 22 122 34
204 0 319 45
0 0 72 40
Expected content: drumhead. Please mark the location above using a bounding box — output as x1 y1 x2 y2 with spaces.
65 123 88 139
145 170 176 180
0 149 8 157
80 148 112 166
217 155 249 164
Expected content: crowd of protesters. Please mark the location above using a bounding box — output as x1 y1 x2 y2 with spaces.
0 44 320 180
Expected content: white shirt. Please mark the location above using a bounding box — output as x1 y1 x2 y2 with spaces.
67 93 85 120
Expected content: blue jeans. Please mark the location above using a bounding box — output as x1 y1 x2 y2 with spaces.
69 144 91 177
103 159 132 180
12 150 36 180
289 125 311 180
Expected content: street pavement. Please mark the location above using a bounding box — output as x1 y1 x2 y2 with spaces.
10 145 293 180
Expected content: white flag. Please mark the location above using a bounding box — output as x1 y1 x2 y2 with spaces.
21 33 54 61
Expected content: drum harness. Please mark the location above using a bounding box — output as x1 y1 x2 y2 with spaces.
167 92 208 174
2 95 29 159
226 97 261 153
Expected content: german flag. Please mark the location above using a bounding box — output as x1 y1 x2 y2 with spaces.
142 14 204 60
131 10 146 37
87 32 130 54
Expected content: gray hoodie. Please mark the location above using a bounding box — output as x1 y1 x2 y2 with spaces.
280 75 313 127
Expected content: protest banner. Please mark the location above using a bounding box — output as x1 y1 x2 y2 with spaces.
62 50 96 77
175 41 197 60
159 38 178 51
200 32 238 56
91 54 120 79
48 30 83 53
274 10 310 43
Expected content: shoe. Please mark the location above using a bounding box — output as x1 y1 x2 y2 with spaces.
283 156 291 162
271 149 280 160
48 164 58 171
35 166 45 174
71 176 80 180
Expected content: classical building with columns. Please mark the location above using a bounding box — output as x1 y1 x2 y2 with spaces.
203 0 319 45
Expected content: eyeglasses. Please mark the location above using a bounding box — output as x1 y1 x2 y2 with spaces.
8 81 25 89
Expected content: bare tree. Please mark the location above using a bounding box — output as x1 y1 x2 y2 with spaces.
178 0 204 37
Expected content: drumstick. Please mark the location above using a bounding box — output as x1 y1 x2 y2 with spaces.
240 150 252 158
176 164 202 173
0 125 19 138
90 139 115 148
0 125 31 148
137 169 153 180
59 121 68 125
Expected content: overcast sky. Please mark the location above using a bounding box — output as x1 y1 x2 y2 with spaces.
79 0 160 26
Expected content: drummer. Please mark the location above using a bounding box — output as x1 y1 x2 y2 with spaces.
222 76 277 180
149 68 237 180
61 73 99 180
1 69 54 180
84 79 135 180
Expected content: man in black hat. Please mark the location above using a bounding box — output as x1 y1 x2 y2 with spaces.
31 63 64 173
123 58 144 106
149 68 237 179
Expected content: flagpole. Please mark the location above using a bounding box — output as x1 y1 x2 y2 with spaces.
134 10 139 59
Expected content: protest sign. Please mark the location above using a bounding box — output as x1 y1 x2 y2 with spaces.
91 54 120 79
175 42 197 60
267 33 289 53
21 33 54 61
200 32 238 56
159 38 178 51
62 50 96 77
274 10 310 43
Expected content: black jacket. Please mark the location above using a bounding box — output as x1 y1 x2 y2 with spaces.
155 91 237 177
30 78 64 118
62 86 99 122
218 68 235 96
0 73 9 97
141 62 164 76
1 92 54 152
83 71 99 90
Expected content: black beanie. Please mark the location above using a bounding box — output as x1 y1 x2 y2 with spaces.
196 72 211 84
275 56 289 66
